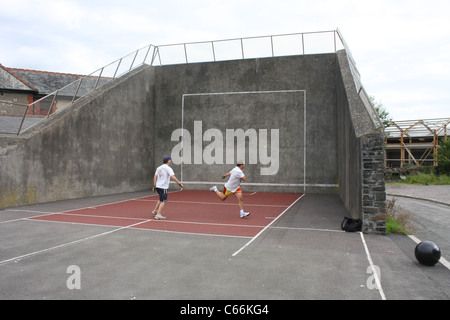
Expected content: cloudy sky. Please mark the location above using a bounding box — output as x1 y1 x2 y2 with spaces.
1 0 449 121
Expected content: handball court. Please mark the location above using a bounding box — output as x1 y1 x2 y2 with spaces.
24 190 302 238
1 190 449 301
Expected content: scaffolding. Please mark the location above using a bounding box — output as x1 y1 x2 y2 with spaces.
385 118 449 168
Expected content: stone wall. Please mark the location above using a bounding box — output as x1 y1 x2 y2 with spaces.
361 134 387 234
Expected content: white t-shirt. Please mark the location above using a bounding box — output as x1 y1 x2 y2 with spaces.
155 164 175 189
224 166 245 192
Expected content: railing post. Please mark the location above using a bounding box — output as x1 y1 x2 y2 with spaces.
48 92 58 118
71 78 83 104
150 46 158 66
301 33 305 54
113 58 123 79
129 49 139 72
334 31 337 52
270 36 274 57
211 41 216 61
93 67 104 91
143 45 152 65
17 104 30 135
184 43 188 63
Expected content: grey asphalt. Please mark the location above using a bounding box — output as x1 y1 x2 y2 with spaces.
0 188 449 301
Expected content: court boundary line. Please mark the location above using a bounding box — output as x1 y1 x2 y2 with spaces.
22 217 254 240
0 192 165 225
136 199 290 208
131 226 253 239
0 218 155 267
360 232 387 300
26 212 149 222
232 193 306 256
27 212 268 229
174 181 339 188
181 90 307 193
269 226 344 233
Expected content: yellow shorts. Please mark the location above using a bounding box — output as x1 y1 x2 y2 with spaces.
223 187 242 197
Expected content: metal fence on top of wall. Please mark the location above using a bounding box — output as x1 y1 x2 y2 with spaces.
0 29 375 135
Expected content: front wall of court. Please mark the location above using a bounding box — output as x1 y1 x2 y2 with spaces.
153 54 339 193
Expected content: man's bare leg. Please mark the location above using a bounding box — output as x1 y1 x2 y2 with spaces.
154 201 166 220
235 192 250 218
235 192 244 210
210 186 228 201
152 201 161 214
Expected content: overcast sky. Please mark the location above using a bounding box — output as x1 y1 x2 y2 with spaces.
1 0 449 121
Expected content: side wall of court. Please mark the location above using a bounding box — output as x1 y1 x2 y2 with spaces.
0 66 156 208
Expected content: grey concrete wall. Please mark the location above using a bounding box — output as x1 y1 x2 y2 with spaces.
336 50 386 228
153 54 339 194
0 65 155 208
336 59 362 219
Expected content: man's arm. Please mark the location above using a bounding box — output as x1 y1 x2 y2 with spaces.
153 174 158 190
222 172 231 179
171 175 183 187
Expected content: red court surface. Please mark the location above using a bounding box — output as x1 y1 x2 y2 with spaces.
29 191 302 238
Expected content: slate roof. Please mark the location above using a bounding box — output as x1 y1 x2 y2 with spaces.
0 64 110 98
0 64 37 92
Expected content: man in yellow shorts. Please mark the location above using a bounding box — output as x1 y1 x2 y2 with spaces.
210 160 250 218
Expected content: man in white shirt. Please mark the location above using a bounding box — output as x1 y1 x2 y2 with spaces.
210 161 250 218
152 156 183 220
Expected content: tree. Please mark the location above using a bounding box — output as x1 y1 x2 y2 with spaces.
437 138 450 175
370 96 392 127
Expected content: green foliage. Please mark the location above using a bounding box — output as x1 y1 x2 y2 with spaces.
370 95 392 127
403 173 450 185
437 138 450 175
386 198 411 235
386 217 409 235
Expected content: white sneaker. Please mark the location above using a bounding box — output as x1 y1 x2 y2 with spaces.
240 211 250 218
210 186 218 192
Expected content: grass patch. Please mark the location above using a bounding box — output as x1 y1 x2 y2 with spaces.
386 198 411 235
386 216 409 235
402 173 450 185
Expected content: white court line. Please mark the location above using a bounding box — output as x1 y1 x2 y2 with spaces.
408 235 450 271
0 193 166 266
136 199 289 208
181 90 307 192
269 226 345 233
26 212 149 222
0 210 56 224
0 218 154 267
0 193 162 225
360 232 387 300
151 219 266 229
132 226 253 239
232 194 306 257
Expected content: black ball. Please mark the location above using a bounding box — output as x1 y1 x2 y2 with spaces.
414 241 441 266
